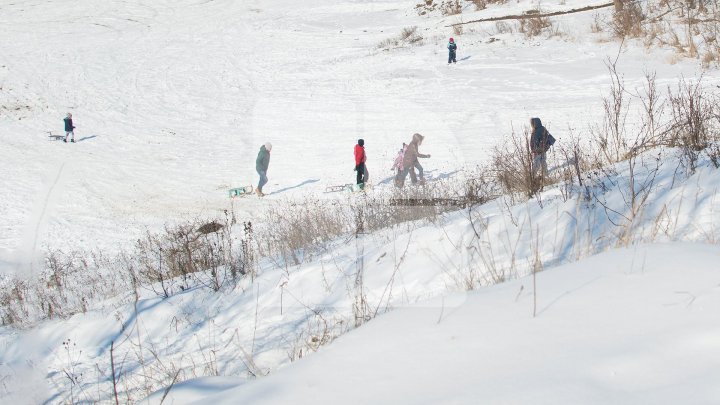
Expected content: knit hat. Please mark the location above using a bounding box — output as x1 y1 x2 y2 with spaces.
449 38 454 42
358 139 365 147
264 142 272 151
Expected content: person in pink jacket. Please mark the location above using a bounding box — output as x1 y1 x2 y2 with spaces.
396 134 430 187
391 143 407 174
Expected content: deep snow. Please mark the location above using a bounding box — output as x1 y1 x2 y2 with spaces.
184 243 720 405
2 0 716 264
1 0 720 403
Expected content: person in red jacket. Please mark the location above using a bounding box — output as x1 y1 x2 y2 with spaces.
354 138 368 189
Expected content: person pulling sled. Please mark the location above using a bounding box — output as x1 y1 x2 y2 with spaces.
255 142 272 197
63 113 75 143
354 139 369 190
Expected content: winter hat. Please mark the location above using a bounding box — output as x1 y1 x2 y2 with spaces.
264 142 272 151
449 38 454 42
358 139 365 147
530 117 542 128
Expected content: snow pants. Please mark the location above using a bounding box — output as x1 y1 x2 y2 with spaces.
356 162 368 185
257 169 268 191
532 152 548 179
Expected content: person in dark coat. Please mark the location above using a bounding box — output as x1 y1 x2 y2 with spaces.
529 117 553 180
354 139 368 189
255 142 272 197
447 38 457 64
63 113 75 143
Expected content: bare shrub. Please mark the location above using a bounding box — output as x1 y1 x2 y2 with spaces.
470 0 487 10
441 0 462 16
593 61 630 164
665 77 718 172
591 12 605 33
464 168 501 204
687 33 699 57
1 176 497 327
0 250 132 326
667 27 687 53
376 37 399 49
0 279 29 325
669 78 716 149
643 21 670 48
519 14 554 38
377 26 423 49
583 63 720 245
257 178 494 267
701 47 718 67
470 0 508 10
636 71 668 150
134 216 246 295
453 21 464 36
495 21 513 34
639 0 720 61
257 198 350 265
491 130 537 198
286 312 347 362
241 222 256 280
464 201 522 287
400 26 420 42
586 63 670 244
708 143 720 168
613 2 645 38
415 0 462 16
555 130 602 202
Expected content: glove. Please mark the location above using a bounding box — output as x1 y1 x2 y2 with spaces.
354 165 358 171
427 154 431 158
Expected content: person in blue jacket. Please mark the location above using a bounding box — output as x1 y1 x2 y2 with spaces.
447 38 457 64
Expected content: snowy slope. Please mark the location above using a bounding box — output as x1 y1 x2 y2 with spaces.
2 0 720 403
177 243 720 405
1 0 717 265
1 148 719 404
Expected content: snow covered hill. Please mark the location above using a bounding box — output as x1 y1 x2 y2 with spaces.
171 243 720 405
1 0 720 403
2 0 716 262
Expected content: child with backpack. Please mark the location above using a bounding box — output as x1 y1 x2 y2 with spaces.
391 143 407 174
391 143 408 187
